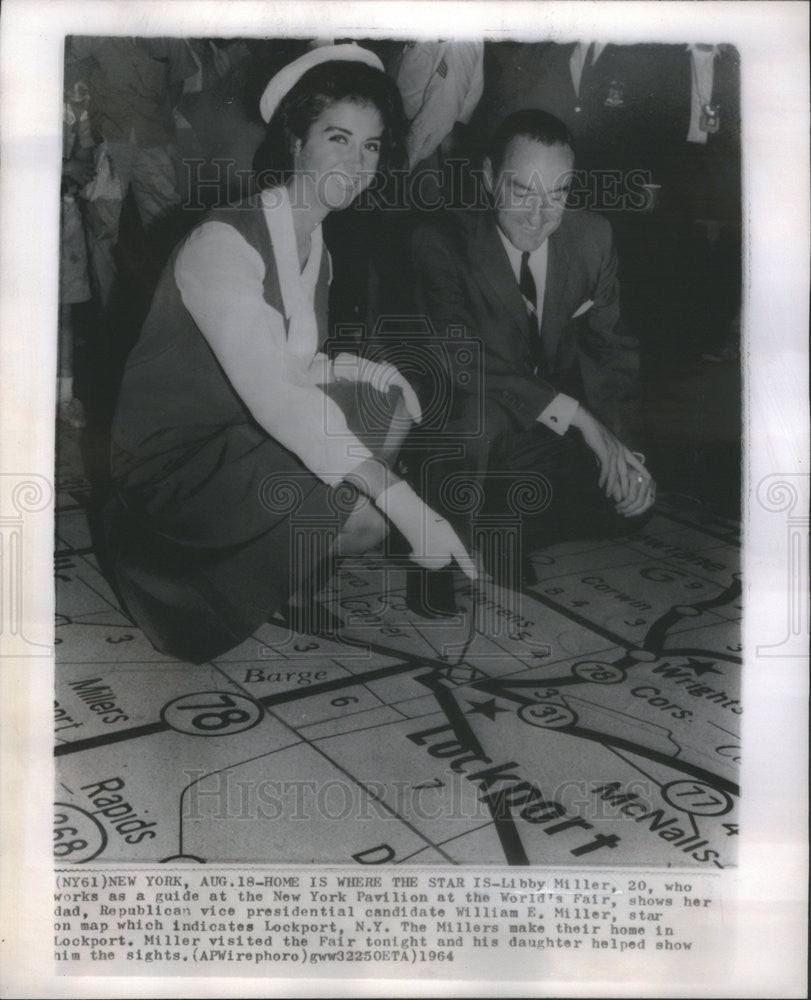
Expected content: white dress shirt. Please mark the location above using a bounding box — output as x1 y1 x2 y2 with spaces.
175 189 374 484
568 41 608 101
496 226 580 435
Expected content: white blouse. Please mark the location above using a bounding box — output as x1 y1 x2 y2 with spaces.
174 187 372 485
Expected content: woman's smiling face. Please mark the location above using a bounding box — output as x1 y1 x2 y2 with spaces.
292 99 383 211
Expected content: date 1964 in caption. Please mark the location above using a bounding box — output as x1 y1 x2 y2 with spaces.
53 868 721 976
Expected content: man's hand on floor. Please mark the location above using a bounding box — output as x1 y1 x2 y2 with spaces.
570 406 656 517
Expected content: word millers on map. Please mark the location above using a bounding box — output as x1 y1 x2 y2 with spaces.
68 677 129 724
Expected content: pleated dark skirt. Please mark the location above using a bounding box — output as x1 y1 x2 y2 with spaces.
104 382 399 663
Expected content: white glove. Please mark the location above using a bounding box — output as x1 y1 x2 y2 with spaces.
376 481 477 579
332 353 422 425
308 352 333 386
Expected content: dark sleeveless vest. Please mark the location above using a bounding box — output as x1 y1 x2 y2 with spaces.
111 195 331 482
103 198 337 662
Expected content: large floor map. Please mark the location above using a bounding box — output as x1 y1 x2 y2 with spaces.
54 465 741 870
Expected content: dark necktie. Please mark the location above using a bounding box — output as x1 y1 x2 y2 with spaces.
520 251 539 338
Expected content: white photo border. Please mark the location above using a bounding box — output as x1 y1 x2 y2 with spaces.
0 1 808 996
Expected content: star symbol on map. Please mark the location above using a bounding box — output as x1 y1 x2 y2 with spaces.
683 657 722 676
466 698 509 720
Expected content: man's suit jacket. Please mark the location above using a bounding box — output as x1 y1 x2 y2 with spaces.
412 208 640 437
470 42 665 181
650 44 741 225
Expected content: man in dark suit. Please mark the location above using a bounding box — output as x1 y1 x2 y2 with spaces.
410 110 655 581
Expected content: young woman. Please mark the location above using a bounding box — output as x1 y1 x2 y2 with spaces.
104 45 474 663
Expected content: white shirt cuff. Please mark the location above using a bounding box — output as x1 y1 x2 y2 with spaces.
536 393 579 435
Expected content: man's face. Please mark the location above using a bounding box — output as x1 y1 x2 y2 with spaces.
485 136 574 252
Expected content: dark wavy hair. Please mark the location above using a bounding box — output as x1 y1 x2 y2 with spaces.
487 109 574 175
254 59 407 188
